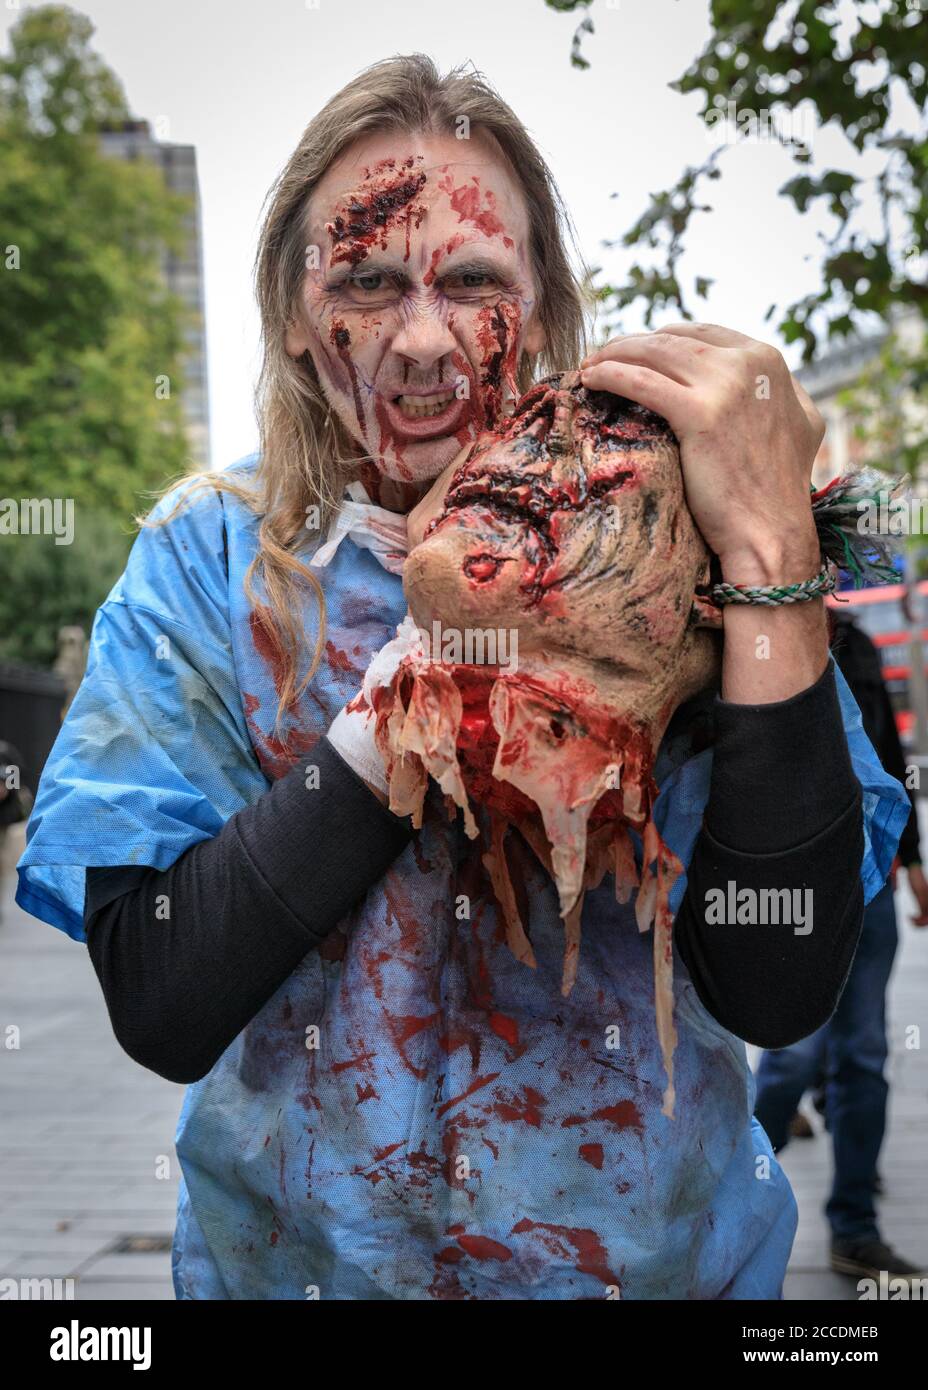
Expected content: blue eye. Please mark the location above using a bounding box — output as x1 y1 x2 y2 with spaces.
351 272 385 292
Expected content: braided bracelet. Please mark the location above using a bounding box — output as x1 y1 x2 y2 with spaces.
709 562 837 607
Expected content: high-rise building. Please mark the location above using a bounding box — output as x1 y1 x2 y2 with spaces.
99 119 211 470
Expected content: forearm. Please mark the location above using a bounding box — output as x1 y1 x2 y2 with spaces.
674 660 865 1046
717 535 830 703
84 737 413 1084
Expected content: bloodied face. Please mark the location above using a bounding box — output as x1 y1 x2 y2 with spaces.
285 130 545 487
405 371 719 688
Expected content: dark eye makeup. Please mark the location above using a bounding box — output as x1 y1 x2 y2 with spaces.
323 258 514 299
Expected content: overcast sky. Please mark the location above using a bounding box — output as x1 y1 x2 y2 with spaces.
3 0 875 471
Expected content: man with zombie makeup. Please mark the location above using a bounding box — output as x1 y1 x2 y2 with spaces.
17 56 910 1300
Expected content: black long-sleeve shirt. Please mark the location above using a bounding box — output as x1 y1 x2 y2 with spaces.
831 611 921 867
84 661 865 1084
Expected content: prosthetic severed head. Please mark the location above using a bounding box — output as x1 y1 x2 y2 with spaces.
285 129 545 491
366 371 723 1117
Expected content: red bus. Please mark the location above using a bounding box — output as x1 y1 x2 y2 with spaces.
826 580 928 744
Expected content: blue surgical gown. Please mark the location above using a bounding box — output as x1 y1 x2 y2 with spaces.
17 457 910 1299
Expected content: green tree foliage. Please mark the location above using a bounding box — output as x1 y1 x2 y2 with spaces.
0 1 129 136
0 508 132 668
548 0 928 534
547 0 927 360
0 6 196 667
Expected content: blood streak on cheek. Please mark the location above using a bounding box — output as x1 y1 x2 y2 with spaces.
326 156 427 266
329 318 366 435
474 300 522 429
372 392 413 481
447 344 479 449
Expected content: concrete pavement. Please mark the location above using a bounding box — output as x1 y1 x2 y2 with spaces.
2 825 925 1301
0 828 183 1299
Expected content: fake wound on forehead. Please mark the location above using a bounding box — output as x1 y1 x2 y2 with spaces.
435 171 514 248
325 155 428 266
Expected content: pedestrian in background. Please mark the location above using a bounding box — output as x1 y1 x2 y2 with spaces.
754 606 928 1283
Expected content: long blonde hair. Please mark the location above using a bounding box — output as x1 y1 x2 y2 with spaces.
149 53 589 722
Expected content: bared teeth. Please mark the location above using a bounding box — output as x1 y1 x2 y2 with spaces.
397 391 455 419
